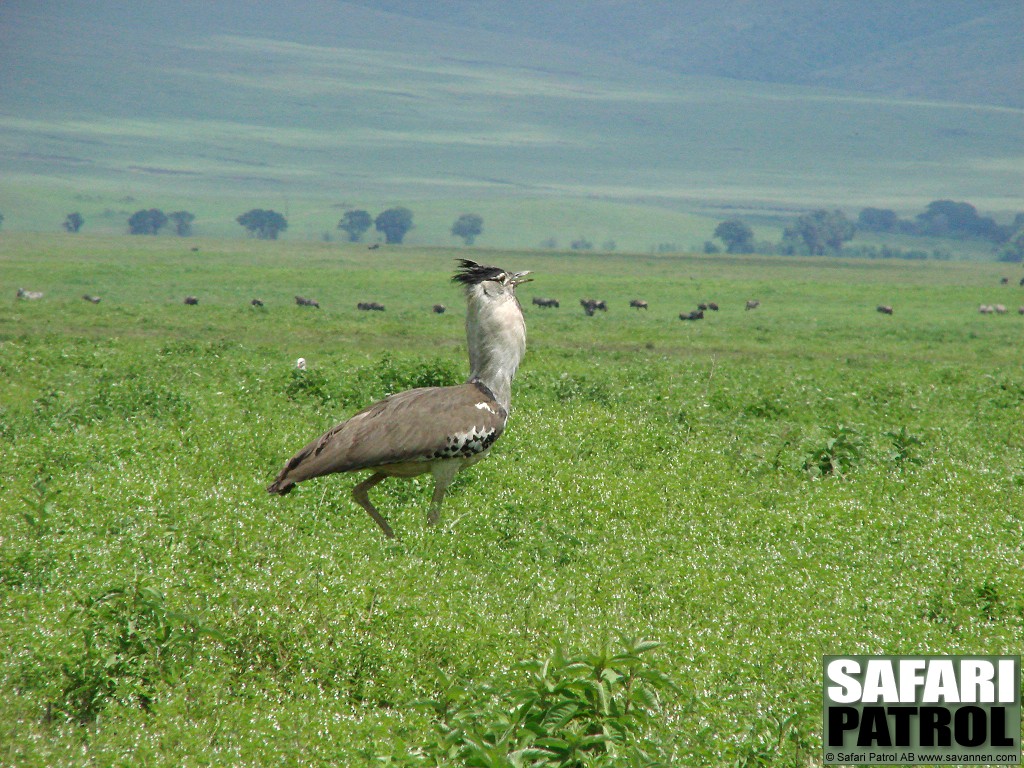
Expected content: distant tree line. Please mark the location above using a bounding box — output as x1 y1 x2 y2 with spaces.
857 201 1019 242
44 205 484 245
707 199 1024 262
335 207 488 246
708 210 855 257
124 208 198 236
335 206 418 244
859 200 1024 262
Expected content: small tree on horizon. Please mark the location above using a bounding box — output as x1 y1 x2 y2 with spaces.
128 208 168 235
168 211 195 237
237 209 288 240
337 209 372 242
63 212 84 233
713 219 755 253
996 226 1024 263
375 207 414 244
451 213 484 245
857 207 900 233
781 209 855 255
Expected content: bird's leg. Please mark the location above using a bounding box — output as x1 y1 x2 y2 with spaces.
426 463 461 526
352 472 396 539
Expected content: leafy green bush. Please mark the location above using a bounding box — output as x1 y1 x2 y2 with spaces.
53 580 217 723
383 637 678 767
284 365 336 405
802 424 862 478
884 426 924 467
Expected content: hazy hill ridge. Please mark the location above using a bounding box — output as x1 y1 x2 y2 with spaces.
0 0 1020 242
355 0 1024 108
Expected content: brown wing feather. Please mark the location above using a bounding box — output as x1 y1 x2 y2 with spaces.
267 382 507 493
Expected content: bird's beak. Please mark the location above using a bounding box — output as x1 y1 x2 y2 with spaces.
511 270 533 286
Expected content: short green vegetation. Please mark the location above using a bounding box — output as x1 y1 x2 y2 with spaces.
1 234 1022 765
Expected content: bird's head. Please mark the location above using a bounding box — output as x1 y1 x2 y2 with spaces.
452 259 532 299
452 261 530 409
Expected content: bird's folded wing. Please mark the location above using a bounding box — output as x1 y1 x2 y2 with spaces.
272 382 508 487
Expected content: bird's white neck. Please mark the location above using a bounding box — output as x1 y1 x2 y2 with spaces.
465 289 526 413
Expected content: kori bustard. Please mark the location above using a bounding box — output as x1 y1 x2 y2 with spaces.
267 260 531 538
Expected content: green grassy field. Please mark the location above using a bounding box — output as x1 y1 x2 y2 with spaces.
2 234 1023 765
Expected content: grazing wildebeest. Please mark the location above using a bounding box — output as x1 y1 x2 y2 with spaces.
994 304 1007 314
979 304 994 314
580 298 607 316
357 301 386 311
532 297 560 308
876 305 894 315
1000 277 1009 284
368 244 380 250
16 288 44 300
1020 277 1024 287
708 302 719 311
251 298 264 307
295 296 320 308
184 296 199 305
1019 306 1024 315
629 299 648 310
82 294 101 304
745 300 760 311
432 304 447 314
680 309 704 321
190 247 200 252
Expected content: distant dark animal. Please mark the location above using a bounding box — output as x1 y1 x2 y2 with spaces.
1000 277 1009 284
707 302 719 311
1018 306 1024 315
432 304 447 314
629 299 648 310
295 296 320 308
532 297 560 308
82 294 101 304
876 305 893 315
358 301 386 311
251 298 264 307
184 296 199 305
697 303 707 311
190 247 200 252
1020 277 1024 287
745 300 760 311
368 244 380 250
580 298 607 316
994 304 1007 314
16 288 44 300
680 309 704 321
979 304 994 314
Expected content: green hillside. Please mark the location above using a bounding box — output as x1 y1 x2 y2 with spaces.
0 1 1021 248
365 0 1024 108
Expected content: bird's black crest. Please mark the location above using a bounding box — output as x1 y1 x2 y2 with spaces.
452 259 504 286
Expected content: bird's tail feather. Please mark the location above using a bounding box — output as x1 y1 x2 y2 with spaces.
267 442 317 494
266 477 294 495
